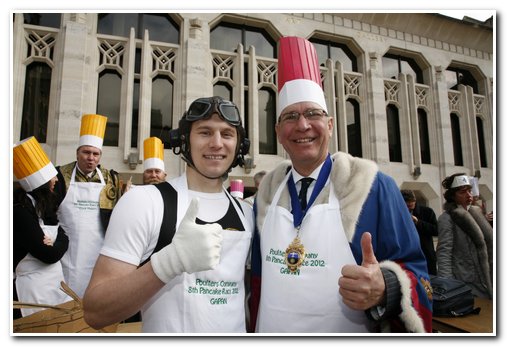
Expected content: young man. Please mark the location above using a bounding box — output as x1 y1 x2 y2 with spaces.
83 96 253 333
250 37 432 333
54 114 120 298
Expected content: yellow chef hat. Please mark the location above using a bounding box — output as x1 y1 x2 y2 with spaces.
143 137 165 171
13 136 58 192
79 114 107 150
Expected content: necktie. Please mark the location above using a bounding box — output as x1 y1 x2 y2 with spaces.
298 177 314 211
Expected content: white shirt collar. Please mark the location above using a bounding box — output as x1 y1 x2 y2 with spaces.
76 163 96 178
291 161 324 183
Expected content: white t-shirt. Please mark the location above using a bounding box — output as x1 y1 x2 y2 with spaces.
101 185 233 265
100 179 253 332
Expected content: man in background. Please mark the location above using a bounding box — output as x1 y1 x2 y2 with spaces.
244 170 266 206
142 137 167 185
401 189 438 275
55 114 120 298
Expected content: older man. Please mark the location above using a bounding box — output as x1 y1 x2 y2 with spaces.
54 114 120 298
250 37 432 333
142 137 167 185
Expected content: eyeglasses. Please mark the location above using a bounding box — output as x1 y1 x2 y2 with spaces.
278 109 327 124
186 97 241 126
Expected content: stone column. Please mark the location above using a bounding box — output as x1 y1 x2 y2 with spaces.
54 14 93 165
366 51 390 165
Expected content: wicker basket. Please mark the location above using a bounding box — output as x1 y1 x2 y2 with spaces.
13 282 118 333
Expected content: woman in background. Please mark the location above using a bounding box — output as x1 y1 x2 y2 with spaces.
436 173 493 299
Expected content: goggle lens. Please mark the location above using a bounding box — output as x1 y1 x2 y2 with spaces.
187 101 211 118
219 104 240 125
186 98 240 126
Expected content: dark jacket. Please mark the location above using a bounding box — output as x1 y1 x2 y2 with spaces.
13 191 69 271
412 204 438 275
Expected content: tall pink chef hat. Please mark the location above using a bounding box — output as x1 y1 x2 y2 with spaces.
277 36 328 118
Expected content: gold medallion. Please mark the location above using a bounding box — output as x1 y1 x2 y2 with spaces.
285 236 305 272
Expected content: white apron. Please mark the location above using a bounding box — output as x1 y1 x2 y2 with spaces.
141 175 253 333
57 166 105 298
15 196 69 317
256 173 372 333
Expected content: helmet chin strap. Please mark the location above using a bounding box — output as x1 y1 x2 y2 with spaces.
182 156 231 180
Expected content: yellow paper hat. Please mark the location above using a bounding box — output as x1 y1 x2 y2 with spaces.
143 137 165 171
79 114 107 149
13 137 57 192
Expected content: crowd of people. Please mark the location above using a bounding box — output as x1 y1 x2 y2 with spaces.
13 36 494 334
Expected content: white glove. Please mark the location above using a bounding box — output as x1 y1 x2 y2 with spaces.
151 197 223 283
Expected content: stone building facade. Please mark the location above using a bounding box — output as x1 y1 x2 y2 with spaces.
12 12 494 215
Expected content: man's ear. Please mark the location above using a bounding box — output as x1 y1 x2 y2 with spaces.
327 116 334 136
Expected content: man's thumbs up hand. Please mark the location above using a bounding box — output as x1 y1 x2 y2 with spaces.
151 198 223 283
361 231 379 267
338 232 386 311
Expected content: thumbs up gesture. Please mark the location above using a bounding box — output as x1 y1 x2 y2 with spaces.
151 198 223 283
338 232 386 310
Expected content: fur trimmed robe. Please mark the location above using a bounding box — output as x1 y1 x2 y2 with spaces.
437 203 493 298
250 152 433 333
